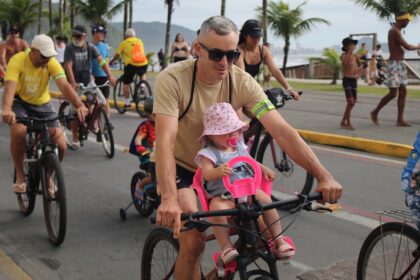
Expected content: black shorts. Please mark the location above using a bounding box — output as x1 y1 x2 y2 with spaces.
176 164 195 189
123 64 148 84
342 77 357 102
173 56 187 63
94 76 110 99
12 97 60 127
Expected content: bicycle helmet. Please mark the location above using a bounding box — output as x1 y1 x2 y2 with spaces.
143 96 154 114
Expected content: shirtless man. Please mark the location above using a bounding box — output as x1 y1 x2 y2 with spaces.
0 25 29 79
370 11 420 126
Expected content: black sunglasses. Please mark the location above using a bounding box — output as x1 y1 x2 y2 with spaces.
72 34 83 39
199 42 240 63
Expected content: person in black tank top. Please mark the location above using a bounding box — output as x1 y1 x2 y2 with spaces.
236 19 299 100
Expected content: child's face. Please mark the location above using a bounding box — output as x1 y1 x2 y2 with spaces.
209 130 240 149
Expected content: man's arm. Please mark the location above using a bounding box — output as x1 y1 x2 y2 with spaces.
64 60 77 89
155 113 183 238
0 44 6 72
55 77 88 122
394 29 420 51
96 54 116 86
2 80 18 124
109 53 120 65
259 110 342 203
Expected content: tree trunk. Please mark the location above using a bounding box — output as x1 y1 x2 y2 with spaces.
58 0 63 31
129 0 133 28
331 71 338 85
221 0 226 16
38 0 42 34
48 0 52 30
282 36 290 74
262 0 267 45
163 1 173 69
123 1 128 37
70 0 75 29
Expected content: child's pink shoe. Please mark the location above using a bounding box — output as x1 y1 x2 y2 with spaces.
269 236 296 260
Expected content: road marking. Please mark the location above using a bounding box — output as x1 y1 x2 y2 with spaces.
0 250 32 280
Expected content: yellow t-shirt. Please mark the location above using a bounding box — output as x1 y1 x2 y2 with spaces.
5 51 65 105
116 37 148 66
154 59 270 171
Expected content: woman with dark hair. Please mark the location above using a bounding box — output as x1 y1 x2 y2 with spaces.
236 19 298 99
170 33 190 63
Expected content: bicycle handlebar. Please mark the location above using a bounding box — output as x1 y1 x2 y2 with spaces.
150 192 322 224
16 114 74 126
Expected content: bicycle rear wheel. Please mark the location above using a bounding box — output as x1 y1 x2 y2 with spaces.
130 171 157 217
141 227 179 280
256 134 314 204
113 77 130 114
96 107 114 158
41 152 67 246
58 101 73 148
135 80 153 118
357 222 420 280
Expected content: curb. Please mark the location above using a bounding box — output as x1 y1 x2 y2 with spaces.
298 129 412 159
51 91 412 159
0 250 32 280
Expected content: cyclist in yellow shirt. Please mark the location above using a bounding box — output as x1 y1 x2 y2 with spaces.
2 34 88 194
109 28 148 108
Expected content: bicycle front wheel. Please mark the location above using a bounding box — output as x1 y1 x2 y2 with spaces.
16 158 39 216
357 222 420 280
130 171 156 217
141 227 179 280
256 134 314 202
135 80 153 118
97 107 114 158
113 77 128 114
41 152 67 246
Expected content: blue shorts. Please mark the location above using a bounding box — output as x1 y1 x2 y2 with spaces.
405 193 420 230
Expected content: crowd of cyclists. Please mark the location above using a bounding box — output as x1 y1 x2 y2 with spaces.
0 13 418 279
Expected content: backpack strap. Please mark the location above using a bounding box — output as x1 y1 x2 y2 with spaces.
178 59 232 121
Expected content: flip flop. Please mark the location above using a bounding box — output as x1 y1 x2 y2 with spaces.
12 183 26 194
48 177 58 198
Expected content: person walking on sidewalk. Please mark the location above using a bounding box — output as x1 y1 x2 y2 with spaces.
370 11 420 127
340 37 361 130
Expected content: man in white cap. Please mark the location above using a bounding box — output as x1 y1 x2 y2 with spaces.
2 34 88 194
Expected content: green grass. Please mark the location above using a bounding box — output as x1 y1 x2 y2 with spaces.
270 80 420 98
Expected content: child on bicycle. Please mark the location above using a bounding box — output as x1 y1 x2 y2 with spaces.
401 130 420 230
129 96 155 200
194 103 296 265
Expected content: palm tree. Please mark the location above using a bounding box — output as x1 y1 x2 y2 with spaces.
37 0 42 33
221 0 226 16
316 48 341 85
129 0 133 27
257 0 330 73
0 0 39 37
163 0 179 69
75 0 125 27
352 0 420 23
48 0 52 30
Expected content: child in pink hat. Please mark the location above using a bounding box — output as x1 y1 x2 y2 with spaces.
194 103 296 265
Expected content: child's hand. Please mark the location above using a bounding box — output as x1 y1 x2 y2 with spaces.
136 145 147 154
262 165 276 181
216 164 232 177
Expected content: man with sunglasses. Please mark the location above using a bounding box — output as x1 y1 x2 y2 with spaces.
0 25 29 81
64 25 116 148
154 16 343 280
2 34 88 194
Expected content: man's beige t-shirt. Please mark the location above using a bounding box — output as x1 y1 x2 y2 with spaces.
154 59 268 171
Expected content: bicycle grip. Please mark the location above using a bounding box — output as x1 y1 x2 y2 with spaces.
149 213 190 225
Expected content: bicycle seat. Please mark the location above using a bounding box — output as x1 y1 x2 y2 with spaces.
191 156 272 211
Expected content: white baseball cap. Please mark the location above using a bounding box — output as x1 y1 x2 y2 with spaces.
31 34 57 57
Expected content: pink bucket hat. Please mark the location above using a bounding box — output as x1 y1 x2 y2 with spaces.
200 103 249 140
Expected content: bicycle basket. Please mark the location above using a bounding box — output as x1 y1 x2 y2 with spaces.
265 88 285 108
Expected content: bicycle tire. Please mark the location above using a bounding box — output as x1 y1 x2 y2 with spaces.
113 77 128 114
135 80 153 118
15 157 38 216
41 152 67 246
256 134 314 205
356 222 420 280
130 171 156 217
58 101 73 148
141 227 179 280
97 107 115 158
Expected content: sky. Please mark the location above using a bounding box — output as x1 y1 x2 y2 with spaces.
113 0 420 52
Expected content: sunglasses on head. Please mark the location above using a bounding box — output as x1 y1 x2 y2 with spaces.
199 42 240 63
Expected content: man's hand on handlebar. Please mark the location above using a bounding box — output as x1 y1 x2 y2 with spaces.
75 104 89 123
2 109 16 125
315 177 343 205
156 196 183 239
287 88 300 101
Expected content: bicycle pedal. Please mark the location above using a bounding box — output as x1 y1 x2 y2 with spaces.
96 132 102 142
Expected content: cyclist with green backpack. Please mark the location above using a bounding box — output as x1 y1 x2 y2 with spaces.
110 28 148 108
